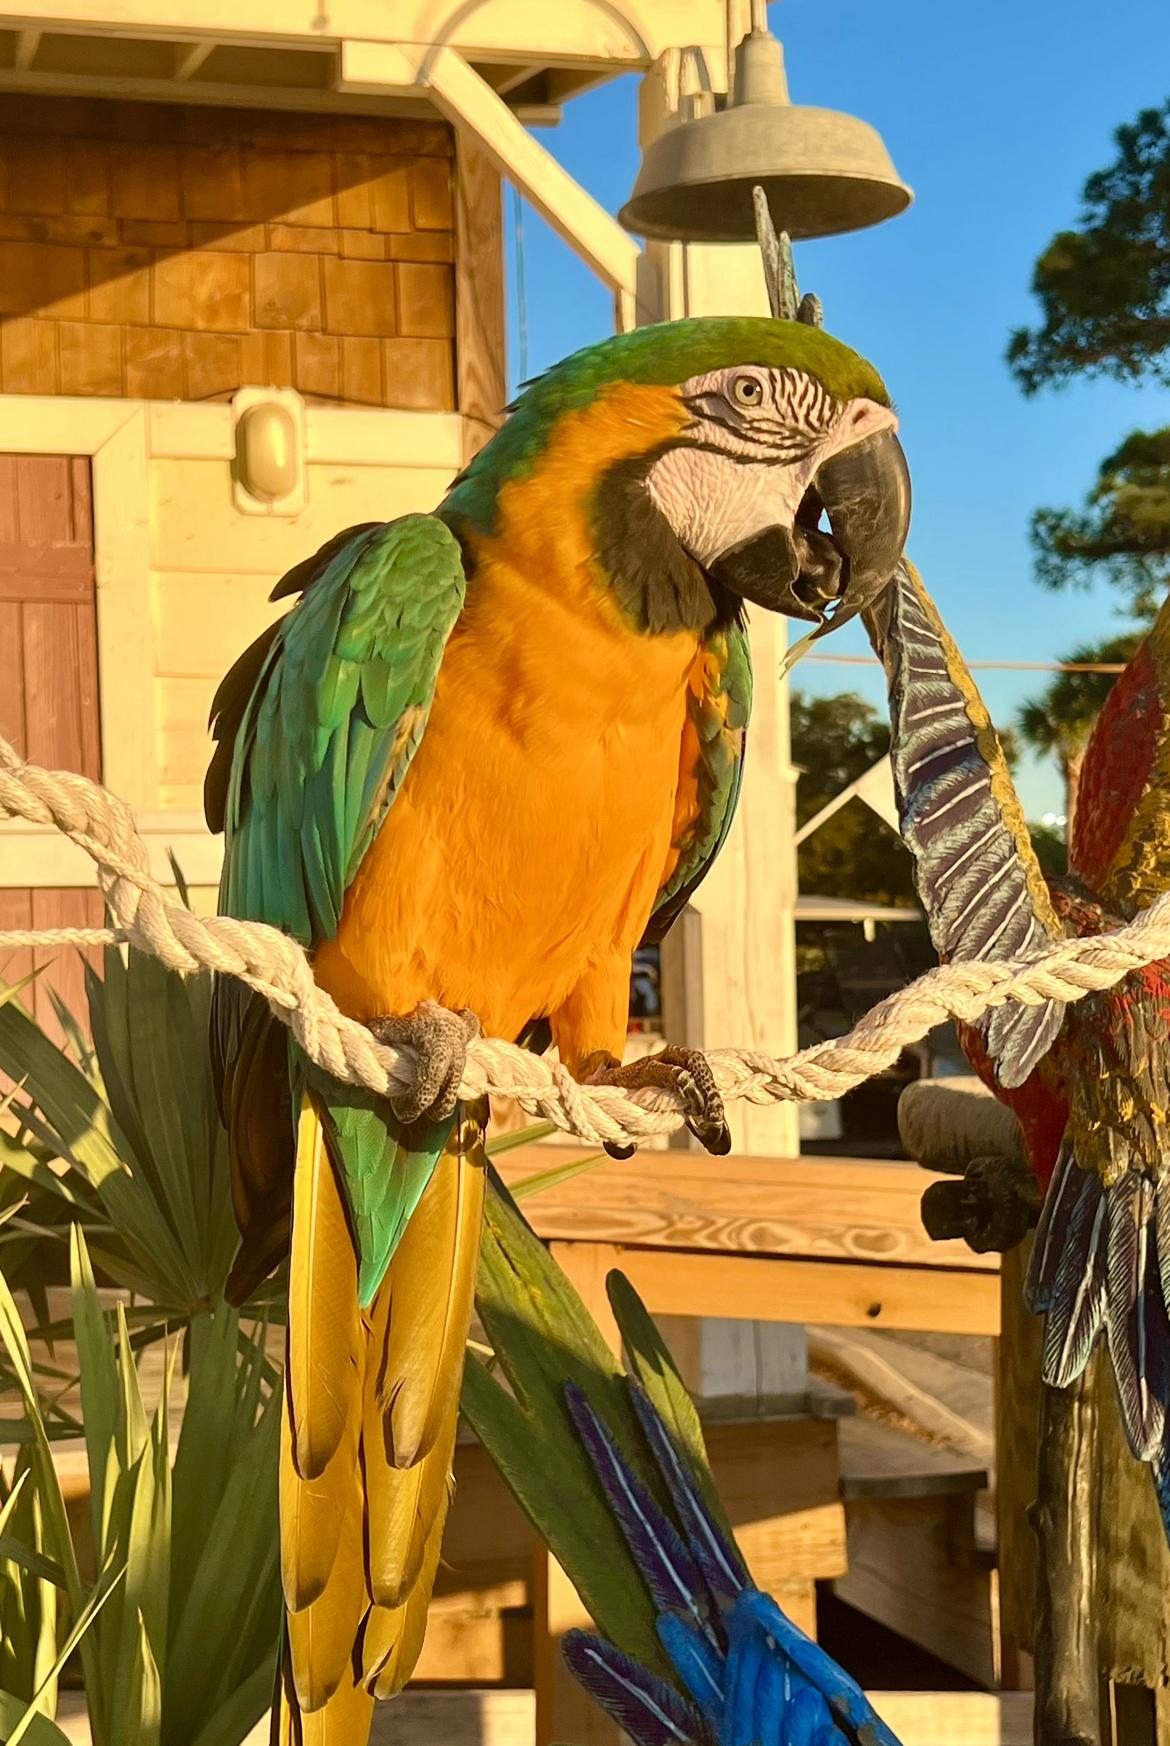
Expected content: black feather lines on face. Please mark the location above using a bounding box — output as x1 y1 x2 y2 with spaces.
592 448 739 637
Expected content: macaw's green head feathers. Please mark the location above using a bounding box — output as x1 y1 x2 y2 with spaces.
442 316 910 641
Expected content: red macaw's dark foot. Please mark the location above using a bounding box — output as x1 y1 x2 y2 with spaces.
583 1045 732 1158
367 1000 482 1124
920 1154 1041 1255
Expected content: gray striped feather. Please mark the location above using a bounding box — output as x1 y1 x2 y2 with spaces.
864 564 1065 1089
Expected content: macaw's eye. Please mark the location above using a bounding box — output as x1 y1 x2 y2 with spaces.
730 373 765 408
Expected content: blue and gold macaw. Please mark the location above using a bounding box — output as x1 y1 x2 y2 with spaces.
204 317 910 1741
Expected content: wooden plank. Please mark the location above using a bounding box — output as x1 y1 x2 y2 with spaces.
454 132 506 460
601 1247 1000 1337
54 1686 1037 1746
0 888 33 993
0 601 26 757
91 409 156 809
29 888 103 1043
16 454 71 546
838 1416 989 1501
836 1491 998 1687
499 1146 997 1273
417 46 639 306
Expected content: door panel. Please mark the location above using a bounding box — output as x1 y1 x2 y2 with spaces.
0 454 104 1047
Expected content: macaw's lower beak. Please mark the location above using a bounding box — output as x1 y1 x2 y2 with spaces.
709 428 912 637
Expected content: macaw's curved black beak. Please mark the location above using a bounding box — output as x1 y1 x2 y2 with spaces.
708 429 912 636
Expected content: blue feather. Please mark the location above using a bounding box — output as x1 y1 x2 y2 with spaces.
565 1384 713 1638
562 1632 711 1746
657 1616 725 1723
628 1381 748 1605
732 1594 901 1746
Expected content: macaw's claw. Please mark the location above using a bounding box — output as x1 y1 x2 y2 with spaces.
587 1045 732 1157
367 1000 482 1125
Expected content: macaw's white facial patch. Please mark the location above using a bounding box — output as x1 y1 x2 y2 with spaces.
646 364 898 570
646 442 814 569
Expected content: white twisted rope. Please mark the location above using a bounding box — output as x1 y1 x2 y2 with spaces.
1 734 1166 1148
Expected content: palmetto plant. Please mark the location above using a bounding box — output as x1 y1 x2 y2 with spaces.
0 933 282 1746
0 929 580 1746
0 940 269 1347
0 1229 279 1746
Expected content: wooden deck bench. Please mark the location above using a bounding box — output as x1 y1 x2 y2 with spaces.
834 1415 997 1687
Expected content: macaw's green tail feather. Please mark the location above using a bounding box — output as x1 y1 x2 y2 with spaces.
279 1100 485 1741
463 1167 726 1684
306 1069 452 1305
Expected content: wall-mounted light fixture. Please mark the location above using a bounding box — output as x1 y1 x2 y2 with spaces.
231 387 306 516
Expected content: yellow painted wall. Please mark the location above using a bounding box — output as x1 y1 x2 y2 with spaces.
148 438 458 809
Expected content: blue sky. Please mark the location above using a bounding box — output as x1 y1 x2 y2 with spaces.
504 0 1169 818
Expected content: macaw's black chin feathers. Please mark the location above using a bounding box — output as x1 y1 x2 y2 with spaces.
709 426 912 637
593 454 735 637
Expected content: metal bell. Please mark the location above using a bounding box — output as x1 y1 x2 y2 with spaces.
619 19 912 244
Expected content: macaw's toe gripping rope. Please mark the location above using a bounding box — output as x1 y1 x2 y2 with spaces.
3 734 1170 1149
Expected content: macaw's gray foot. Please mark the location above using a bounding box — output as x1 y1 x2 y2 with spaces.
367 1001 482 1125
584 1045 732 1158
920 1153 1041 1254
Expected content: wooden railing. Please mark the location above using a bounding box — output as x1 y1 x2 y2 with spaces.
497 1146 1000 1338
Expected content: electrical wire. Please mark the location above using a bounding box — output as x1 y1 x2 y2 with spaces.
805 654 1128 674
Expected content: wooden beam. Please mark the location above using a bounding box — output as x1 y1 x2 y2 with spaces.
615 1246 1001 1336
13 28 42 70
0 0 728 66
454 132 506 462
172 38 215 79
500 1145 998 1274
424 48 639 308
61 1681 1036 1746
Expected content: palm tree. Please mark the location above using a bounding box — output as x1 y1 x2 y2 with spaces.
1017 633 1142 833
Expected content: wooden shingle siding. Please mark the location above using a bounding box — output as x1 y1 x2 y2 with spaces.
0 97 461 410
0 452 103 1041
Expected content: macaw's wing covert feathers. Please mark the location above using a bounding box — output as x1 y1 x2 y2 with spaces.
1071 589 1170 916
647 621 753 942
863 561 1066 1090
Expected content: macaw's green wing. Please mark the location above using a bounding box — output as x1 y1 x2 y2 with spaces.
864 561 1065 1090
644 619 752 943
1073 594 1170 917
205 514 469 1303
210 513 468 943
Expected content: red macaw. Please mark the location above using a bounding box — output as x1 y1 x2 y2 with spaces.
867 563 1170 1526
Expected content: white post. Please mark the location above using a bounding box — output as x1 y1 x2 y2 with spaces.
636 55 806 1409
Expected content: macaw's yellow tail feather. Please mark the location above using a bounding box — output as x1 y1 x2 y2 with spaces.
382 1127 486 1466
278 1097 486 1744
288 1103 360 1481
271 1650 376 1745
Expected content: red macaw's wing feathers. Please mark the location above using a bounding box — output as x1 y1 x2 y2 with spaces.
863 561 1066 1089
1072 597 1170 913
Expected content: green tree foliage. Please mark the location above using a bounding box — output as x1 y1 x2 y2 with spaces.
1008 101 1170 391
791 690 915 907
1031 428 1170 615
1016 633 1140 828
1009 100 1170 611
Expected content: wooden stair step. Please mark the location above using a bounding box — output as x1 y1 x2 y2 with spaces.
839 1414 989 1501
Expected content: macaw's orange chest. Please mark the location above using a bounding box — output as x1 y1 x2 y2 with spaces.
311 546 703 1045
312 378 709 1049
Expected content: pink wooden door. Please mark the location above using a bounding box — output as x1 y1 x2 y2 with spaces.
0 455 104 1045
